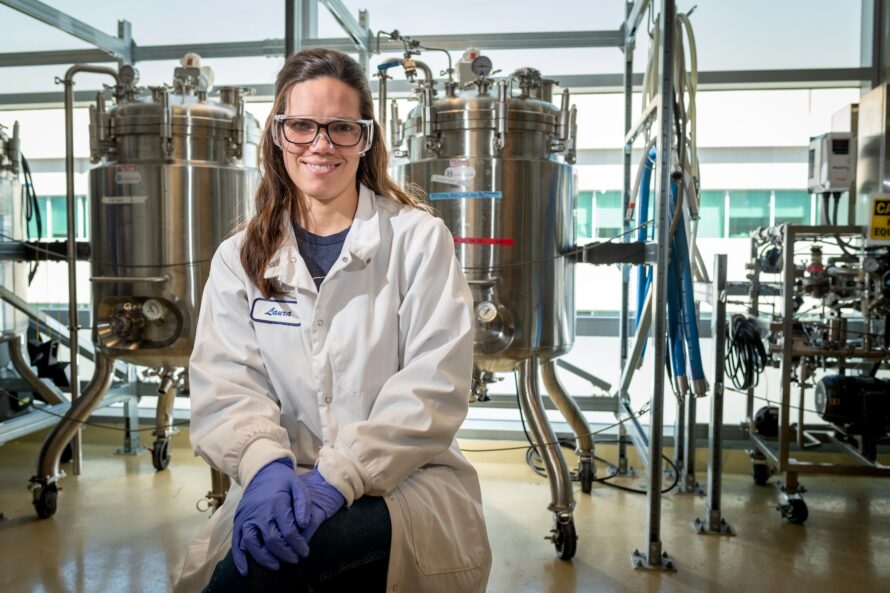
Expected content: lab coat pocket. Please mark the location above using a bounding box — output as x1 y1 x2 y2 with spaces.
396 466 485 575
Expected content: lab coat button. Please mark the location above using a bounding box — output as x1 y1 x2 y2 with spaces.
341 256 348 263
316 319 324 327
324 395 332 404
289 256 297 263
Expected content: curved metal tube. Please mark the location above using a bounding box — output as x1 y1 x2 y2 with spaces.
6 337 66 405
34 352 114 483
61 64 120 467
154 368 181 439
540 359 593 460
409 59 434 84
517 358 574 514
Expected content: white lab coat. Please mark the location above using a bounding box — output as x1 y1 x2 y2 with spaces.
172 184 491 593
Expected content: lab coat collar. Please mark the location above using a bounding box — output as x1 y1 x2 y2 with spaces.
262 184 380 291
345 183 382 263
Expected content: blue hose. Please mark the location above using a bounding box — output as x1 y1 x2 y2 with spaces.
634 149 656 330
671 182 706 390
667 183 687 385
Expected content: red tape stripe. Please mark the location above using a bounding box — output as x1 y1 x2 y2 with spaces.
452 237 515 246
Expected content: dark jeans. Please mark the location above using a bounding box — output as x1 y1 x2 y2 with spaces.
202 495 391 593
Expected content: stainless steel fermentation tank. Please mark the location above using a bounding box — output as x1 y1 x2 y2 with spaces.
31 57 259 517
0 122 25 340
389 59 588 558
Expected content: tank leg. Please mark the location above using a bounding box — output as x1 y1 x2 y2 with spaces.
29 352 114 518
199 468 231 514
517 358 575 559
152 368 182 471
540 359 594 494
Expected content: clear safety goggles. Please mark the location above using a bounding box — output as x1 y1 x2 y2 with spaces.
272 115 374 155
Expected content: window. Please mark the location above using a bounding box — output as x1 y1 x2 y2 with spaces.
698 191 726 238
774 191 811 225
27 195 88 240
593 191 623 239
727 190 770 237
575 191 593 240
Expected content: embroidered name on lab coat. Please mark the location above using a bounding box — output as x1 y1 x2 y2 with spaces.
250 298 301 327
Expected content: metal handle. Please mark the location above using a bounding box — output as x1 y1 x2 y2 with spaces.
495 80 508 151
158 87 172 158
389 99 403 154
90 275 168 284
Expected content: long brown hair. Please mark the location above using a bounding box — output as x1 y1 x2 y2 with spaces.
241 48 428 297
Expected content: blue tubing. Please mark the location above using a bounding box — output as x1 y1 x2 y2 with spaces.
670 182 706 384
634 149 656 330
666 229 686 382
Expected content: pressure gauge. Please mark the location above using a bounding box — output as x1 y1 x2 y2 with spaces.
470 55 493 78
863 256 881 274
142 299 165 322
118 64 139 87
475 301 498 324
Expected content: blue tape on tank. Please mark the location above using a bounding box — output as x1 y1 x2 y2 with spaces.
429 191 503 201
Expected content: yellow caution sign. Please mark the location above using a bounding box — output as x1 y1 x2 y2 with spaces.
868 195 890 244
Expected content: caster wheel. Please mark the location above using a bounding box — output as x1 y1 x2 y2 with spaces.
752 463 770 486
579 460 593 494
782 499 808 525
552 519 577 560
152 439 171 471
33 483 58 519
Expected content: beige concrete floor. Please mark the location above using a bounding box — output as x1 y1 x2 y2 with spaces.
0 427 888 593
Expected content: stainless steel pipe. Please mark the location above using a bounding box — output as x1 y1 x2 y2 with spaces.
540 359 593 462
517 358 574 514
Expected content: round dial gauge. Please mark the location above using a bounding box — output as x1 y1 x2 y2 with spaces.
118 64 139 87
471 55 493 78
142 299 165 322
475 301 498 324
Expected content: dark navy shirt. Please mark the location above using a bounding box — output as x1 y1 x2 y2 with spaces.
293 223 351 289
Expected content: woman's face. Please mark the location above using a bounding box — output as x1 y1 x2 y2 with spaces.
280 77 364 207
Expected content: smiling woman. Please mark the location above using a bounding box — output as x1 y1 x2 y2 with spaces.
173 48 492 593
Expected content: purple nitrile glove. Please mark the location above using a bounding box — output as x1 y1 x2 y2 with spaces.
232 458 312 576
297 469 346 543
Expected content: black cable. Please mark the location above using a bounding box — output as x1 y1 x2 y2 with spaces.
725 315 767 390
512 386 678 494
20 153 42 283
523 435 680 494
21 153 42 240
822 192 832 226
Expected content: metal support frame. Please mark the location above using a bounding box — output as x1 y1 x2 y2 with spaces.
115 365 143 456
0 0 133 64
693 254 734 535
746 224 890 479
114 397 144 456
0 29 627 69
285 0 318 57
623 0 675 572
317 0 371 61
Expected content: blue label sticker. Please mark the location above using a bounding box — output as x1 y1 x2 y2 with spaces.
250 298 301 327
429 191 503 201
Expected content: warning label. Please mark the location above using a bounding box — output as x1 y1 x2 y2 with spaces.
869 196 890 244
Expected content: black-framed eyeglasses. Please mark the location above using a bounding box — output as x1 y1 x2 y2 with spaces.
272 115 374 154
